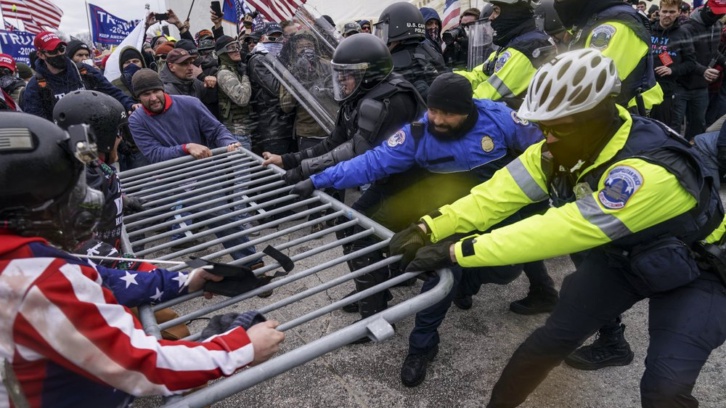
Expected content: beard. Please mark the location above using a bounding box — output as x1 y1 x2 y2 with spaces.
427 120 460 139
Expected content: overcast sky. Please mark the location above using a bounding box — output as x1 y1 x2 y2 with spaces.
38 0 168 35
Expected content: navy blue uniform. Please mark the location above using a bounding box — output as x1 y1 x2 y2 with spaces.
314 98 549 354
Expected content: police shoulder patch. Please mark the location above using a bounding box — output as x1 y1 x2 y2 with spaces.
494 51 511 73
511 111 529 126
590 24 616 51
387 130 406 147
598 166 643 210
481 136 495 152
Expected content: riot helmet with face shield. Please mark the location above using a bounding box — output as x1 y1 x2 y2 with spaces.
0 112 104 250
374 2 426 44
330 34 393 101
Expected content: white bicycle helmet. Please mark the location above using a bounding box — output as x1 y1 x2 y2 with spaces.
518 48 621 122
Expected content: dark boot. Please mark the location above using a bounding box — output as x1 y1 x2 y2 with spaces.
564 324 634 370
453 289 473 310
509 286 559 315
401 345 439 387
341 289 393 313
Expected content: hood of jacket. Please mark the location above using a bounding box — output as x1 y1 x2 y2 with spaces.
160 63 194 90
117 46 147 72
420 7 442 28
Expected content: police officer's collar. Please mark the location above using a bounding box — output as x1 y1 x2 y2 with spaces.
576 105 631 177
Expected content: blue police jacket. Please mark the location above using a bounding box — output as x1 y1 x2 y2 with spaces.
310 98 544 190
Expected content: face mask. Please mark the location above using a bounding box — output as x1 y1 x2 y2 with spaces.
46 55 67 70
123 63 141 88
426 27 441 42
299 48 316 62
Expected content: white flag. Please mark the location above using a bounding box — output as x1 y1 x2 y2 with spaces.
104 20 146 83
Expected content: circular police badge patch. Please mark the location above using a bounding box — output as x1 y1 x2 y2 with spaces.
598 166 643 210
511 111 529 126
481 136 495 152
590 24 616 51
494 51 511 73
387 130 406 147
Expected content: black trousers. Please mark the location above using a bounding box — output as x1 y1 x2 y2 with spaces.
488 249 726 408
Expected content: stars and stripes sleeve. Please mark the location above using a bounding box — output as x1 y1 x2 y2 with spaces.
96 265 194 307
13 260 255 396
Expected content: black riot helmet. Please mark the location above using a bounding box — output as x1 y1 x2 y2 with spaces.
0 112 104 249
535 0 565 35
375 2 426 44
53 90 128 154
331 34 393 101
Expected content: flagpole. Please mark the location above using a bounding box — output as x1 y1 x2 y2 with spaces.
85 1 93 44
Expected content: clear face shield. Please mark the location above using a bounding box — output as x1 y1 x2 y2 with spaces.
374 21 389 44
331 62 368 101
467 19 495 71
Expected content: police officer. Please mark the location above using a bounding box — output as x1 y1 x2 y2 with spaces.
392 49 726 407
456 0 553 107
555 0 663 113
262 34 426 186
291 73 550 385
374 2 447 100
262 34 426 327
555 0 666 371
535 0 568 52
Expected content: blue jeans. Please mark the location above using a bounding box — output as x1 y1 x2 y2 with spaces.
672 87 709 140
170 193 255 261
119 151 150 172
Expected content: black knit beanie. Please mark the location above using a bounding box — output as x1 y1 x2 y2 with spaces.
427 73 474 115
131 68 164 98
120 48 143 66
215 35 235 53
67 40 90 59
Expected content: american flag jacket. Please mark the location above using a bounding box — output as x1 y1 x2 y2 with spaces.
0 233 255 408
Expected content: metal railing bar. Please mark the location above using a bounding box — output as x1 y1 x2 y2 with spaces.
151 239 389 311
123 156 254 190
125 159 258 195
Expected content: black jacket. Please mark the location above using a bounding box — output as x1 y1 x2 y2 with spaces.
390 40 447 100
680 9 725 90
159 64 217 111
650 19 697 94
247 52 295 143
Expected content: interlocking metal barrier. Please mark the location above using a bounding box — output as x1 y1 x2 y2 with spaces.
118 146 454 408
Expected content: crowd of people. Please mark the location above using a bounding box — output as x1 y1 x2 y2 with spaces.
3 0 726 407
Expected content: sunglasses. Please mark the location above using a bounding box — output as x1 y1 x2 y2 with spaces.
44 45 66 57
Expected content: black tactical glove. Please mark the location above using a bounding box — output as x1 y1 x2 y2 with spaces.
123 195 147 215
283 166 304 185
389 223 430 270
236 62 248 77
405 241 455 273
291 179 315 198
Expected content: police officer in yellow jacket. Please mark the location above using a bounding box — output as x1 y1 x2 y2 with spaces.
456 0 553 107
556 0 664 113
390 49 726 408
455 0 560 314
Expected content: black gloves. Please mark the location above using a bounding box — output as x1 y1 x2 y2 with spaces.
389 223 430 270
123 195 147 215
291 179 315 198
283 166 304 185
236 62 248 77
405 241 455 273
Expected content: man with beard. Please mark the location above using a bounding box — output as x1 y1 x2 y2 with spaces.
551 0 666 372
290 74 547 386
395 48 726 408
554 0 663 114
456 0 553 108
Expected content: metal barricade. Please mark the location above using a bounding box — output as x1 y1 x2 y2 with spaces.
118 147 454 408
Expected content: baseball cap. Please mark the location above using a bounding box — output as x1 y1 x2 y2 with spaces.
34 31 66 52
0 54 16 72
166 48 195 64
709 0 726 14
266 22 283 35
344 22 361 36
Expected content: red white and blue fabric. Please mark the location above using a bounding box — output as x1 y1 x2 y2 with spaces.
247 0 306 23
3 19 16 31
442 0 461 32
0 234 255 408
0 0 62 34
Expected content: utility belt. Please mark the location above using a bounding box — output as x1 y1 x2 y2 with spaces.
693 242 726 287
